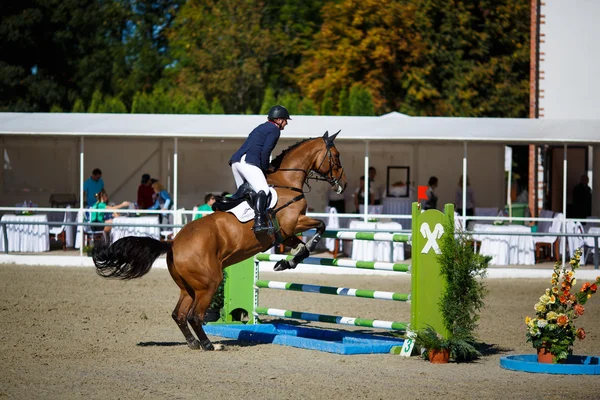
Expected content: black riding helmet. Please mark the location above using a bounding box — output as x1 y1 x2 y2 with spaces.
267 105 291 121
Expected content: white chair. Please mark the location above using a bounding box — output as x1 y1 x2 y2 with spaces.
533 212 563 262
161 208 185 241
48 205 70 250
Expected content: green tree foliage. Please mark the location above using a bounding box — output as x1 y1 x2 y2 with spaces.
72 98 86 113
337 88 350 116
320 89 335 116
50 104 63 113
131 91 154 113
298 98 317 115
88 90 104 113
349 84 375 116
100 97 128 113
210 97 224 114
276 92 301 115
168 0 278 114
260 87 277 114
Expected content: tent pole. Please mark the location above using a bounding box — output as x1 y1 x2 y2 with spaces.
79 137 84 256
562 144 567 266
364 141 370 222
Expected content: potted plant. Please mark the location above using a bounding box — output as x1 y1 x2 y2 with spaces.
83 244 94 257
413 326 481 364
525 249 599 363
204 276 226 323
413 216 490 363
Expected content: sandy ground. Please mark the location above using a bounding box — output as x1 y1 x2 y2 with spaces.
1 264 599 400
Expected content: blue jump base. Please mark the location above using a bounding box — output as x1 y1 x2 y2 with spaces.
500 354 600 375
204 323 405 355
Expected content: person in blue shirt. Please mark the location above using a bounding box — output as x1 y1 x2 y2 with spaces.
229 105 291 233
83 168 104 207
148 181 172 223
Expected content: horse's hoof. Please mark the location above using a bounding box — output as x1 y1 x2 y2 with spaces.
200 339 214 351
274 260 294 271
188 340 202 350
213 344 225 351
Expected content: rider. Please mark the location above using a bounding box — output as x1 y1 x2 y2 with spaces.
229 105 291 233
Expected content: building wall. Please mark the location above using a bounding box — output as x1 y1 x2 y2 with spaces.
539 0 600 118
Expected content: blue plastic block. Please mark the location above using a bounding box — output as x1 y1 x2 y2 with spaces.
204 323 405 355
500 354 600 375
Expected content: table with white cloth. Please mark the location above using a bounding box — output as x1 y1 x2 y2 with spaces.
0 214 50 252
110 216 161 242
471 224 535 266
348 220 405 262
382 197 414 216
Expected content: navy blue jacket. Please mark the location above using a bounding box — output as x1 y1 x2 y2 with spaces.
230 121 281 172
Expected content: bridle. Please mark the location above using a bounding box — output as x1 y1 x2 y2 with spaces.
269 139 344 193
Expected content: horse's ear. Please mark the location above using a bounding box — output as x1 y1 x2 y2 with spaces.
329 130 341 142
322 131 329 139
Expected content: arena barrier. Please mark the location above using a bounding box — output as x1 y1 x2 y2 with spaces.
214 203 454 339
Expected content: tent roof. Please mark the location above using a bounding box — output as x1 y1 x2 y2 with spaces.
1 112 599 144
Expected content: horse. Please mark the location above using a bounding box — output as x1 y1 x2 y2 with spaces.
92 131 347 351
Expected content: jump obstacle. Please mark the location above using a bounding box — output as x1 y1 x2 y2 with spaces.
204 203 454 354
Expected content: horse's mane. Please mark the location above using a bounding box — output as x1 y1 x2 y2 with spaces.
270 137 315 169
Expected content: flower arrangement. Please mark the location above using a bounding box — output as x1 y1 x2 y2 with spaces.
525 249 600 363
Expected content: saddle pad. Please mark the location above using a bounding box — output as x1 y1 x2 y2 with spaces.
226 187 278 223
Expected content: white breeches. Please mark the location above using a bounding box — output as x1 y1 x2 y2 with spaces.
231 155 269 194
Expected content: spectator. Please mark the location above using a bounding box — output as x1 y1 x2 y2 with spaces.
422 176 439 210
148 181 172 223
137 173 154 209
194 193 216 220
368 167 382 205
353 176 375 213
89 189 130 239
327 186 346 214
573 175 592 219
454 175 475 216
83 168 104 207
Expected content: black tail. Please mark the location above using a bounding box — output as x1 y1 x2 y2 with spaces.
92 237 172 280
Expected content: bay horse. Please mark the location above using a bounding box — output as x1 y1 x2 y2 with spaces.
92 131 347 351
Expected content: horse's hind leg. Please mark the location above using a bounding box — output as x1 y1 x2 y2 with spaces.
172 290 201 349
274 217 325 271
187 282 219 351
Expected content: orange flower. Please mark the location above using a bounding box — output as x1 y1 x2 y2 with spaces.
581 282 591 292
559 295 567 304
569 294 576 302
556 315 569 327
574 304 585 316
563 289 571 297
591 283 598 293
576 328 586 340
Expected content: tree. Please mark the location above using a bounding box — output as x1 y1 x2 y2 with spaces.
298 98 317 115
337 88 350 116
349 84 375 116
260 86 277 114
72 98 86 113
131 91 154 113
88 90 104 113
210 97 224 114
320 89 335 115
50 104 63 113
168 0 279 114
276 92 301 115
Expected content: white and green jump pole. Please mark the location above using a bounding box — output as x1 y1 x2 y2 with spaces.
214 203 453 339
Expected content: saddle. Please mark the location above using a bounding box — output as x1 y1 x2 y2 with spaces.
212 182 256 212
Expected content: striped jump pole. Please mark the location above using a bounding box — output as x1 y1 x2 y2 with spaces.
255 279 410 302
216 202 453 339
255 253 410 273
255 307 408 331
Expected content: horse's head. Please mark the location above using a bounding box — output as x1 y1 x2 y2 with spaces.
311 130 347 194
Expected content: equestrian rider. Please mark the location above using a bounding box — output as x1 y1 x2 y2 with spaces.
229 105 291 233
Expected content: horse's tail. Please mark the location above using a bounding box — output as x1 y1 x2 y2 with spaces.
92 237 172 280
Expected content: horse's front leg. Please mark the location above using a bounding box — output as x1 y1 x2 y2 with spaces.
273 216 325 271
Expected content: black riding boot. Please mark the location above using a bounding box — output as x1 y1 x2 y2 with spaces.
253 190 272 233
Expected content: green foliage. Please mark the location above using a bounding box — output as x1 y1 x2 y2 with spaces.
72 98 86 113
50 104 63 113
298 98 317 115
209 275 226 310
320 89 334 116
185 93 210 114
131 91 154 113
438 217 490 337
101 97 128 113
337 88 350 116
260 87 277 115
276 92 301 115
413 325 481 362
210 97 225 114
88 90 104 113
349 84 375 116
